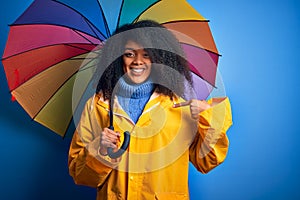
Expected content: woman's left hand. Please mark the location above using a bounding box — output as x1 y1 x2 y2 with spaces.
173 99 211 120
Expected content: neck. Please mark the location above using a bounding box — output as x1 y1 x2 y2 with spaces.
116 77 154 99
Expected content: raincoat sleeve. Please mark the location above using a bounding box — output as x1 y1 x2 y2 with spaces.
189 97 233 173
68 97 118 188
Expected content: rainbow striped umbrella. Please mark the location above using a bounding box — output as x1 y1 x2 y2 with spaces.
2 0 219 137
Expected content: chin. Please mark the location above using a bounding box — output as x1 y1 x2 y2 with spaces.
132 79 146 84
126 76 146 84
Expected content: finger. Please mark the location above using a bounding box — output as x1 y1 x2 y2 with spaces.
190 100 200 108
102 129 120 142
102 139 118 148
101 141 117 149
102 135 119 145
191 114 199 120
191 108 201 115
101 133 119 147
173 100 191 108
104 128 121 137
106 133 119 142
201 101 211 110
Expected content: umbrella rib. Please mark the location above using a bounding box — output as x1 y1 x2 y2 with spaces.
180 42 221 56
62 115 76 138
30 58 97 122
181 43 219 87
62 117 74 138
191 71 217 89
116 0 125 28
1 42 97 61
65 71 98 138
96 1 111 37
72 29 100 45
162 19 210 24
51 0 106 40
64 43 99 53
82 18 106 41
133 0 162 23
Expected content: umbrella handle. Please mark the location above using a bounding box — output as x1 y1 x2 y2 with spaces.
107 131 130 159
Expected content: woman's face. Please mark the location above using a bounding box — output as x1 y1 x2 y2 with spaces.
123 40 152 84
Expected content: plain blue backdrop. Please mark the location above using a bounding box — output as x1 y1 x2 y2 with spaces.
1 1 299 200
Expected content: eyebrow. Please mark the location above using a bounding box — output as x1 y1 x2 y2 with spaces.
124 47 146 51
124 47 135 51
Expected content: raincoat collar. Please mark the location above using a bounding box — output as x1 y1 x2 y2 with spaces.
95 91 174 126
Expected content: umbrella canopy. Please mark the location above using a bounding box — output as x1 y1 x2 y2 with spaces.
2 0 220 137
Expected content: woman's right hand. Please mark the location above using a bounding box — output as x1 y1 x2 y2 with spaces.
99 127 120 156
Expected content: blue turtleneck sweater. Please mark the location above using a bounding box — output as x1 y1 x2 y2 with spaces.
117 77 154 123
116 77 154 123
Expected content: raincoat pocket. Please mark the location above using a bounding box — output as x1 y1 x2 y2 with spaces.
155 192 188 200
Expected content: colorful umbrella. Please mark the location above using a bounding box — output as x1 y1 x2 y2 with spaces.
2 0 220 137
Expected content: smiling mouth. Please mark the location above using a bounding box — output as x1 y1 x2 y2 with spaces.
130 67 145 74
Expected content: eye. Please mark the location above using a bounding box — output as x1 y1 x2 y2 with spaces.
124 52 135 58
143 52 150 58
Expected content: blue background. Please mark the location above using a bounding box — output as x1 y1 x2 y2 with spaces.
1 0 299 200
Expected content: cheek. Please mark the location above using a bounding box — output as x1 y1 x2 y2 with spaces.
148 65 152 73
145 58 152 65
147 64 152 73
123 64 127 73
122 58 129 72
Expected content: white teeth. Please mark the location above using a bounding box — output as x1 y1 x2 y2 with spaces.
131 68 144 73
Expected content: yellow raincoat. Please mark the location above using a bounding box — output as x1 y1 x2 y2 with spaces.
68 92 232 200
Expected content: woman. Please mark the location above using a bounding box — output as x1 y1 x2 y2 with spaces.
68 20 232 199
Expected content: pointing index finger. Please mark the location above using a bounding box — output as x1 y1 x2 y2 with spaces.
173 100 191 108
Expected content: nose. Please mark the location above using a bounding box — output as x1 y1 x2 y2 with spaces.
133 53 144 65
